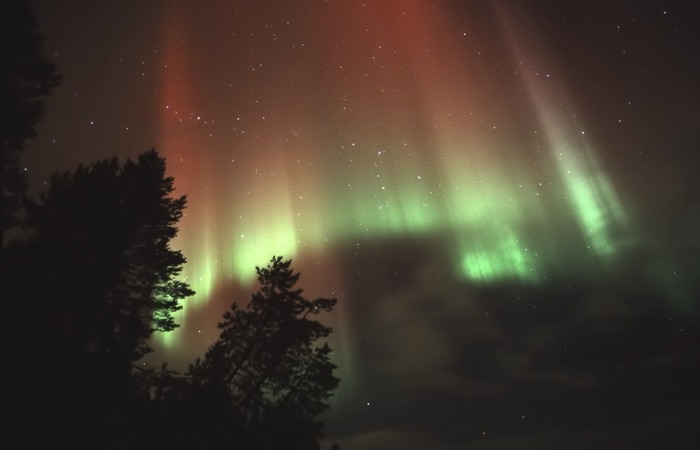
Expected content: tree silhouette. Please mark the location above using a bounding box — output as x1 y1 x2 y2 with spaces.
5 149 193 446
189 256 339 447
0 0 60 249
25 149 193 366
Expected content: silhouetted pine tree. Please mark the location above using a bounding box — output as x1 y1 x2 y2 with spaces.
189 256 339 448
5 149 193 447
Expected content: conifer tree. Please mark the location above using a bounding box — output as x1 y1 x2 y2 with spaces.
23 149 193 373
190 256 339 436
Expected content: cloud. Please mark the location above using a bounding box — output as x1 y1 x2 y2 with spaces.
324 234 700 445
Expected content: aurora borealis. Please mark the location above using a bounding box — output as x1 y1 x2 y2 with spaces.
157 0 633 299
27 0 700 448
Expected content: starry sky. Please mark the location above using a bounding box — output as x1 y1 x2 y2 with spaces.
27 1 700 448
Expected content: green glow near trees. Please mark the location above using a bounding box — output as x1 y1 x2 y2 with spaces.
166 137 627 344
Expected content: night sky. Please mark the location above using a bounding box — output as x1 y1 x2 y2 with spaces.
27 1 700 448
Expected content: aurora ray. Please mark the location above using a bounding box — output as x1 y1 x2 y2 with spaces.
148 0 635 353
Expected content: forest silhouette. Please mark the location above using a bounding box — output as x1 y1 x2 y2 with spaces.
2 2 340 448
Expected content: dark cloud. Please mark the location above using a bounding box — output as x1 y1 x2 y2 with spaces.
323 235 700 446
